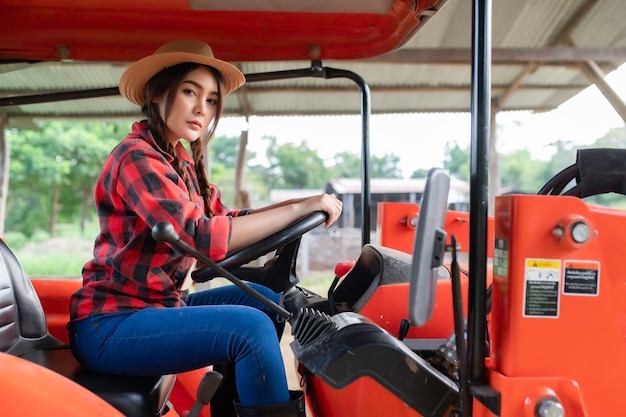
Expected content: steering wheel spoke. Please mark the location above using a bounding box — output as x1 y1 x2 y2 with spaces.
191 211 328 292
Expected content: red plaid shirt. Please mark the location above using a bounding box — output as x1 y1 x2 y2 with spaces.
70 121 247 321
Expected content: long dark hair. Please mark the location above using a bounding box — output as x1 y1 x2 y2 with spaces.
141 62 224 216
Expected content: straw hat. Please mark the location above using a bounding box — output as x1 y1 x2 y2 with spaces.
119 40 245 106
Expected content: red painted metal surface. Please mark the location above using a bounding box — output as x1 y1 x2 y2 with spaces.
306 373 422 417
1 352 126 416
491 194 626 416
360 280 468 340
377 202 495 258
32 278 82 344
1 0 443 62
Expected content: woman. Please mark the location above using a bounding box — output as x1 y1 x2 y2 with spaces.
68 40 342 417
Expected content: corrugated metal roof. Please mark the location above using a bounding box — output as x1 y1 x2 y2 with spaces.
1 0 626 127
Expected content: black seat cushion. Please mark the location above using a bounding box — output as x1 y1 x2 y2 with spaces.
20 348 175 417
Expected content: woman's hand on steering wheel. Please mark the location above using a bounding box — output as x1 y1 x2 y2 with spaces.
303 193 343 228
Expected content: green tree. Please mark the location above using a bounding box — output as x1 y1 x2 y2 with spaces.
61 122 125 234
442 139 558 194
371 153 402 178
330 151 402 179
209 134 260 206
210 135 254 170
331 151 361 178
588 126 626 148
499 149 548 193
7 122 124 237
540 139 578 184
8 124 73 236
410 168 432 179
443 141 470 182
264 136 329 189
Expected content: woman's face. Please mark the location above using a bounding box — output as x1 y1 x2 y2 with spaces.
156 66 219 146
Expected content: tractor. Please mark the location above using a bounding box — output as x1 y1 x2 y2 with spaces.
1 1 625 416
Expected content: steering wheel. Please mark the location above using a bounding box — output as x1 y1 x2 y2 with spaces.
191 211 328 292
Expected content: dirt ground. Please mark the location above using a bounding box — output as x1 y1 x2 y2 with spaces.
280 324 301 390
281 324 314 416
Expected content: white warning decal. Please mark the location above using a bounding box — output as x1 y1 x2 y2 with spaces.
523 259 561 318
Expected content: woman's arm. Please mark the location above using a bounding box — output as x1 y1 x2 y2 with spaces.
228 193 342 252
245 196 309 214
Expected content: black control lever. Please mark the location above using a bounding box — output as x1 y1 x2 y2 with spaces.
186 371 223 417
151 221 291 320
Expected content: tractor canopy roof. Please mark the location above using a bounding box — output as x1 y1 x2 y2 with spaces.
1 0 445 63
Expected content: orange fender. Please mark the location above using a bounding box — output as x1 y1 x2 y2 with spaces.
1 352 124 416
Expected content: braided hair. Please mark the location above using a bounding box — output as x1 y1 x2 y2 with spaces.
141 63 224 216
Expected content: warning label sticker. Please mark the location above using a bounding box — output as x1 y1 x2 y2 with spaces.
523 259 561 318
493 239 509 277
563 260 600 296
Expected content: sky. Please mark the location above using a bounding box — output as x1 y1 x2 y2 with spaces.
216 63 626 179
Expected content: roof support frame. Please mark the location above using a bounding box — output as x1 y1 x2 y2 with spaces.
0 83 594 109
466 0 493 415
578 60 626 124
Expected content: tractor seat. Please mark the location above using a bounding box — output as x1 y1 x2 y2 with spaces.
0 239 175 417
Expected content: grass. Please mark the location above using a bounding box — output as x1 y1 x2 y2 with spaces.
298 270 335 296
16 237 336 294
17 249 89 277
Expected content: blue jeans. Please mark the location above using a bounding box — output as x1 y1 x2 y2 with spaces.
68 283 289 406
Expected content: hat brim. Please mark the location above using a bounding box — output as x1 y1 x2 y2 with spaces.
119 51 245 106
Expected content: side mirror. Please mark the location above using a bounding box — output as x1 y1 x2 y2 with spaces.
408 168 450 327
